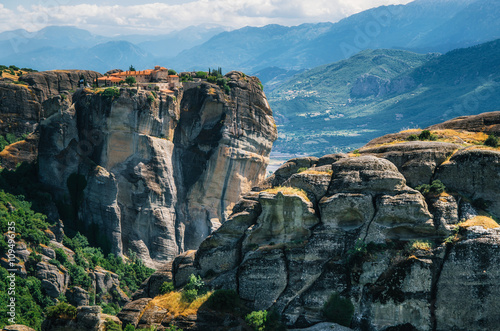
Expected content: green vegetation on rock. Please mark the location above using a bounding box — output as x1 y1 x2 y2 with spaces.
322 293 354 327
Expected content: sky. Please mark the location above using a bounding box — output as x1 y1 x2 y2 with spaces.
0 0 414 36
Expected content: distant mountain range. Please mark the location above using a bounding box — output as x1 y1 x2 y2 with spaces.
268 39 500 155
0 25 230 72
171 0 499 73
0 0 498 74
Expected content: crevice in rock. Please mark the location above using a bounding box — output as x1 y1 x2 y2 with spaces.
276 247 291 314
362 194 378 242
430 244 452 331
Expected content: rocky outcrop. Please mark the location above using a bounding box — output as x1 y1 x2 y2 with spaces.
0 82 41 136
38 71 277 267
19 70 102 103
0 70 100 169
41 306 121 331
359 142 460 187
158 134 500 330
435 149 500 219
36 261 70 298
427 111 500 136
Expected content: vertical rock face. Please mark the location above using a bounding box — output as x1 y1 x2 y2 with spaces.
38 71 277 267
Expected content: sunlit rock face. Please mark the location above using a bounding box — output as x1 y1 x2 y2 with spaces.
38 71 277 268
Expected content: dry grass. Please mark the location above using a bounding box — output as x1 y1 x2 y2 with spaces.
149 291 213 318
300 169 332 175
400 129 421 134
459 216 500 230
263 186 310 201
407 240 433 252
431 129 489 145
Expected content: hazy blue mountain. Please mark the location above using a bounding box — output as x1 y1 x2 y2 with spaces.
268 39 500 155
0 40 153 72
0 25 230 72
252 67 306 91
170 0 498 73
140 24 232 58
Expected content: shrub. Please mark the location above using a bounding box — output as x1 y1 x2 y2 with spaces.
347 238 367 264
103 87 120 98
46 302 77 320
416 180 446 196
245 310 267 331
181 274 207 302
147 95 155 104
258 82 264 91
484 134 499 148
159 281 174 294
322 293 354 327
124 325 136 331
101 302 121 315
125 76 136 86
54 248 69 265
168 69 177 75
297 167 308 173
181 288 198 303
407 134 419 141
195 71 207 79
406 240 433 252
104 318 122 331
206 289 240 311
418 130 437 141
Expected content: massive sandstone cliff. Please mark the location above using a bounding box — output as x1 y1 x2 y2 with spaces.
0 70 102 168
119 112 500 330
36 71 277 267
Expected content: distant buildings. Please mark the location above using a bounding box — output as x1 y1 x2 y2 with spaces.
97 66 180 94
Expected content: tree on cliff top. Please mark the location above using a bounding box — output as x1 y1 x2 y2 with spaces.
125 76 136 86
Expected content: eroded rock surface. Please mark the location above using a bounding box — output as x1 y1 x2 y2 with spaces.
162 138 500 331
38 72 277 267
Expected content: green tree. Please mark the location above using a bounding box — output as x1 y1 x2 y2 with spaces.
168 69 177 75
159 281 174 294
125 76 137 86
485 134 499 148
129 65 136 71
245 310 267 331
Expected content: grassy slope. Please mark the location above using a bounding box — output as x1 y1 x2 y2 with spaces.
269 40 500 156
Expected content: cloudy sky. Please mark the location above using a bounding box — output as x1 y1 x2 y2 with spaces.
0 0 413 36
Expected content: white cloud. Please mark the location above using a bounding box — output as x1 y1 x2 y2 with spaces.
0 0 414 35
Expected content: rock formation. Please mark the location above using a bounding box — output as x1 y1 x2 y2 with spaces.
0 70 102 169
120 112 500 330
37 71 277 267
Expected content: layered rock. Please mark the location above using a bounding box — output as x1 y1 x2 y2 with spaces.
38 72 277 267
435 149 500 219
359 142 460 187
0 70 101 169
160 135 500 330
427 111 500 136
19 70 102 103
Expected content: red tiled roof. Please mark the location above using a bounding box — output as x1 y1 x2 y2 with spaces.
111 70 153 77
98 76 124 82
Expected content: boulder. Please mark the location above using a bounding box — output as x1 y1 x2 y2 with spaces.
36 261 69 298
360 142 460 187
436 149 500 219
